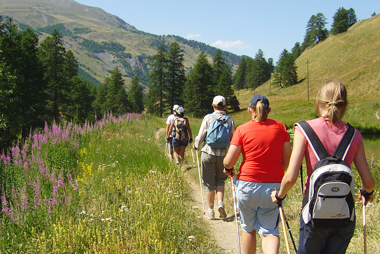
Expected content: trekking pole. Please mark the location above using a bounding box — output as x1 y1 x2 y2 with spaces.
230 175 241 254
165 142 168 157
195 150 204 211
279 205 291 254
282 207 297 253
191 148 195 165
363 198 367 254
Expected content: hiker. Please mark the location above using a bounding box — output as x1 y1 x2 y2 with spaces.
223 94 291 254
271 79 375 254
167 106 193 166
193 95 235 219
166 104 180 160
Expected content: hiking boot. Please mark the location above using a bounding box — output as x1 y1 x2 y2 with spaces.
218 201 227 219
204 209 214 220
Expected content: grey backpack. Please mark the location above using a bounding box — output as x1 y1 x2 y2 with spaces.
296 121 356 228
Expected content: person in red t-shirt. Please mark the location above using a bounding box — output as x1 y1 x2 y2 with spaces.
224 94 291 254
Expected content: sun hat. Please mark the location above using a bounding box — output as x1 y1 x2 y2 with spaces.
173 104 180 110
250 94 269 108
212 95 226 106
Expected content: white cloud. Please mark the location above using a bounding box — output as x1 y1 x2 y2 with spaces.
211 40 251 49
186 34 201 39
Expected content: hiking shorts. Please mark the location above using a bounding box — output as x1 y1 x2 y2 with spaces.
201 152 227 192
235 180 280 236
172 138 189 147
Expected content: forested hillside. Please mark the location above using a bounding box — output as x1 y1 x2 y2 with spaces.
0 0 241 87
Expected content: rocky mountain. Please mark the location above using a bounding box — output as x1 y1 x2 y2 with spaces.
0 0 241 87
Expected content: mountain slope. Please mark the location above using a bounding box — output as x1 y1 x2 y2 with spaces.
0 0 241 87
233 14 380 131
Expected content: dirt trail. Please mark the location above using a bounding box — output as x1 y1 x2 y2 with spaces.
156 128 240 253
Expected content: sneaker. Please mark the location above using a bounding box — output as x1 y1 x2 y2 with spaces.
204 209 214 220
218 201 227 219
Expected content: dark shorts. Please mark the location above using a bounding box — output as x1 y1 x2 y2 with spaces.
172 138 189 147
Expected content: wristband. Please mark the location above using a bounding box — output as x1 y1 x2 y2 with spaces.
224 167 234 172
275 190 286 202
360 187 374 198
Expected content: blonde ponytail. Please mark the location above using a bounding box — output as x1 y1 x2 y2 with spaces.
316 79 348 123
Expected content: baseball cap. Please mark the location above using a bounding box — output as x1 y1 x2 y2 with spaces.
250 94 269 108
173 104 179 110
212 95 226 106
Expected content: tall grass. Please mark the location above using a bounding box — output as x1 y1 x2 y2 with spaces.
0 114 220 253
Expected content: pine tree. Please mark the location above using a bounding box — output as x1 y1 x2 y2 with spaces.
147 44 167 117
129 75 144 113
65 76 95 123
184 52 214 117
166 42 185 109
39 29 68 123
332 7 349 35
247 49 271 90
0 18 47 148
234 57 247 90
212 50 240 111
276 49 298 87
301 13 328 51
103 67 130 116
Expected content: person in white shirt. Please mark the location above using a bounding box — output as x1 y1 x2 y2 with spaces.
193 95 235 219
166 105 180 160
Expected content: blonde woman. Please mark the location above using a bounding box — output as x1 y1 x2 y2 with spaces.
272 79 375 254
224 94 291 254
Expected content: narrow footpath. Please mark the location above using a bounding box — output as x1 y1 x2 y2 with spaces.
156 128 241 253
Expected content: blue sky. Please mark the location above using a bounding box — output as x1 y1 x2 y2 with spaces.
75 0 379 62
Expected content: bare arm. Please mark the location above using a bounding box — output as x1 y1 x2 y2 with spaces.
272 130 305 201
354 142 375 202
167 121 175 138
282 141 292 171
223 145 242 170
186 118 192 139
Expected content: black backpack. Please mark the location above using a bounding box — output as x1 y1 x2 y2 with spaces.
296 121 356 228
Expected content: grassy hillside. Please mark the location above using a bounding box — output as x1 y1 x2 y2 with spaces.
0 0 241 87
231 14 380 132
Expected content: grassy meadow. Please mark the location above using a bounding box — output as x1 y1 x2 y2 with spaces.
0 112 379 253
0 115 222 253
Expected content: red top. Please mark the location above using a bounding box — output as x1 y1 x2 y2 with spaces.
295 117 363 192
231 119 290 183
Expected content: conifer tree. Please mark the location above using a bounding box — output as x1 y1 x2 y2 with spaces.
234 57 247 90
129 75 144 113
166 42 185 109
276 49 298 87
65 76 95 123
301 13 328 51
0 19 47 148
183 52 214 117
103 67 130 116
212 50 240 111
147 44 167 117
39 29 68 123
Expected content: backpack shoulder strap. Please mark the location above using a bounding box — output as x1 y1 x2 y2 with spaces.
332 123 356 160
209 113 218 121
295 121 328 161
222 115 230 121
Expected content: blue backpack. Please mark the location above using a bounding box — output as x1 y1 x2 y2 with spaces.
205 114 231 148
